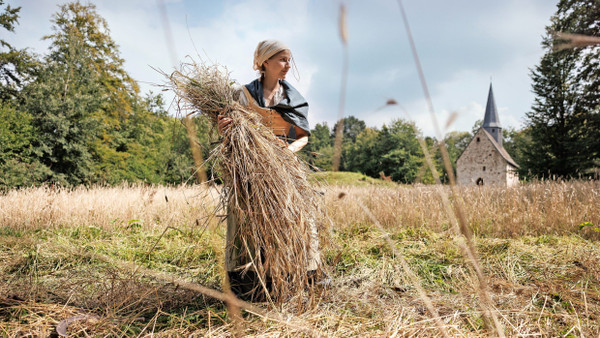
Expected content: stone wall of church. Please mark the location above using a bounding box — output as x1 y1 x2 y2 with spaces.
457 129 515 186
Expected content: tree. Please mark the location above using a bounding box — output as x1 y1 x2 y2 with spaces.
0 1 35 102
0 1 220 187
16 1 190 186
22 38 103 184
470 119 483 136
44 2 148 183
0 101 51 189
44 1 139 113
310 122 333 150
502 126 532 178
523 0 600 178
332 115 366 143
301 122 333 170
331 116 366 170
19 1 143 184
345 119 423 183
344 127 380 177
524 36 582 177
435 131 471 183
557 0 600 177
378 119 423 183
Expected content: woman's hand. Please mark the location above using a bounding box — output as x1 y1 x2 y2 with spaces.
217 115 232 134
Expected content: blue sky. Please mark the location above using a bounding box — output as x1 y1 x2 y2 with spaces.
6 0 557 137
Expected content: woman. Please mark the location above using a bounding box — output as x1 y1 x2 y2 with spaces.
218 40 320 299
218 40 310 153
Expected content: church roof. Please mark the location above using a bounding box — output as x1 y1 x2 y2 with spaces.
481 128 519 168
483 83 501 129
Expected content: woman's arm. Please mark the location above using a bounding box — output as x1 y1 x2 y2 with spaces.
287 126 309 153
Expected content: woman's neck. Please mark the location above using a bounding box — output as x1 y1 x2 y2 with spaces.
262 75 280 93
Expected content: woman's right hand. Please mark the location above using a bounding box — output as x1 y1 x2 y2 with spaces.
217 115 232 134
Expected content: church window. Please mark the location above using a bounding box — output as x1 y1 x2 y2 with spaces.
483 166 486 171
492 128 496 133
476 178 484 186
476 137 480 142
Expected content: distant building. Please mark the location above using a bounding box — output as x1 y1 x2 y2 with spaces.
456 84 519 186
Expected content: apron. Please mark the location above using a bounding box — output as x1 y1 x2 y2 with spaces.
241 86 296 142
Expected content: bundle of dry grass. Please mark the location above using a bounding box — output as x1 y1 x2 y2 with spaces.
168 61 325 304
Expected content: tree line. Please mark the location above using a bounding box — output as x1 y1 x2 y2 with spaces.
1 1 217 189
0 1 598 190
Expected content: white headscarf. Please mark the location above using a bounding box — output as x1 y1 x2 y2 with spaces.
253 40 290 72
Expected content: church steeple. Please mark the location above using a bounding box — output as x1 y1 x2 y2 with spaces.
482 82 502 146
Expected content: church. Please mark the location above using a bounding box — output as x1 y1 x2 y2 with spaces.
456 84 519 186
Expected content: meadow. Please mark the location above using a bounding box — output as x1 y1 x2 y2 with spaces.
1 175 599 336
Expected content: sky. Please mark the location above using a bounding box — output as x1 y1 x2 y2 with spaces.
5 0 557 137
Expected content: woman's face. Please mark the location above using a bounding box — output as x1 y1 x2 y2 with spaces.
263 50 291 80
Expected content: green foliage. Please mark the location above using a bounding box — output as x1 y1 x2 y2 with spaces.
309 145 334 171
305 117 427 184
332 115 366 143
0 102 34 161
0 1 209 188
435 131 471 183
311 122 333 149
344 119 423 183
39 2 137 184
332 116 366 171
302 122 333 170
0 93 51 189
470 119 483 136
503 126 531 177
0 0 18 32
343 127 379 176
579 221 599 233
523 0 600 178
0 159 52 190
301 122 335 171
524 47 580 178
0 1 36 102
22 32 103 185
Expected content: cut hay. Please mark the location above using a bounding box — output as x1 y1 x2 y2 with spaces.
167 61 326 304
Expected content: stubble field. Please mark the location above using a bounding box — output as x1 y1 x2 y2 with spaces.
1 177 599 336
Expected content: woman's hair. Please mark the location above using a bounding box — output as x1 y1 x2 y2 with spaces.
253 39 290 73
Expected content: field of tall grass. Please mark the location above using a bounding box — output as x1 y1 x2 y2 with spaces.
1 179 599 336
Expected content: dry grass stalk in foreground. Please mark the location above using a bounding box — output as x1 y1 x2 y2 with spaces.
396 1 504 332
167 61 326 304
553 32 600 50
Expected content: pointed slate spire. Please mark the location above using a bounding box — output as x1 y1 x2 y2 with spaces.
482 82 503 146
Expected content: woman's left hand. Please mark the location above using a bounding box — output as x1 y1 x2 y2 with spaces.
217 115 232 134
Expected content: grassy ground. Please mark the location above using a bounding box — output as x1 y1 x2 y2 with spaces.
1 179 599 336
